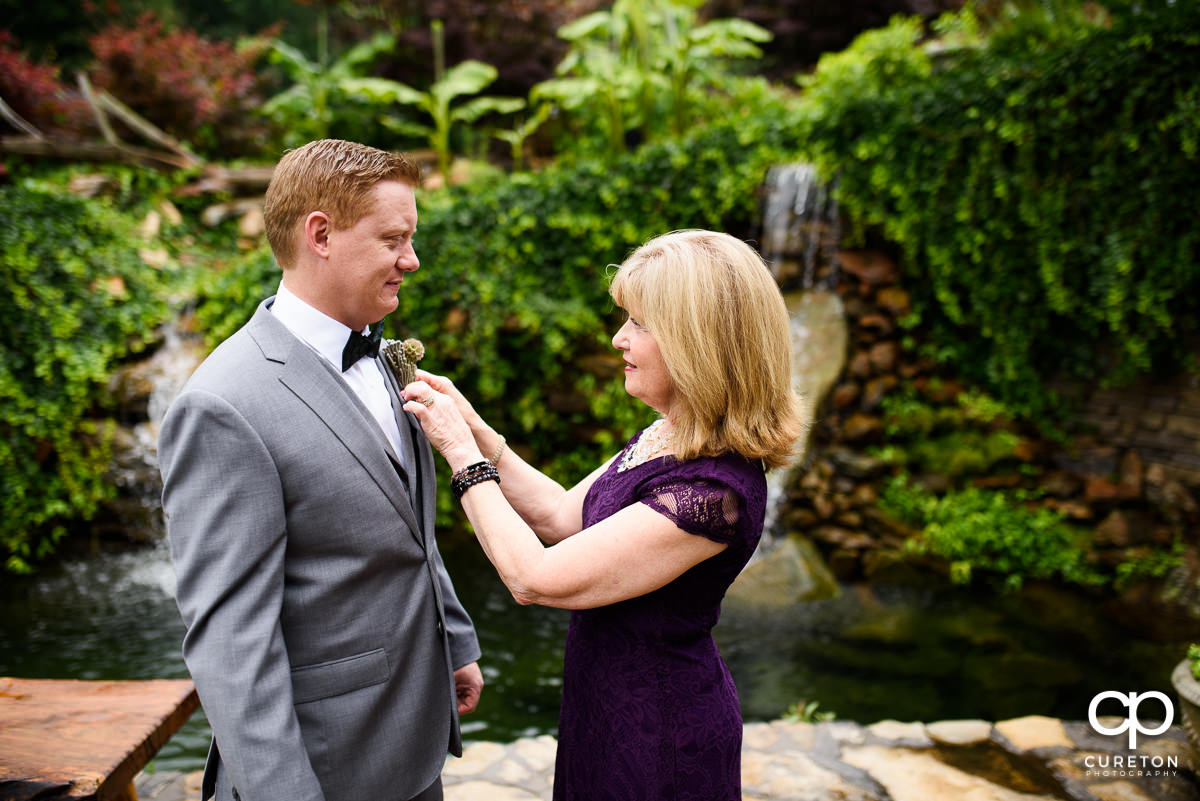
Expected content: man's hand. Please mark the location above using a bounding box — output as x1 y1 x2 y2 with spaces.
454 662 484 715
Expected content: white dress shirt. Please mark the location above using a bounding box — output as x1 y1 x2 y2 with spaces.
271 282 408 471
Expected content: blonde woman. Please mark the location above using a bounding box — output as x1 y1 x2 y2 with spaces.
404 230 805 801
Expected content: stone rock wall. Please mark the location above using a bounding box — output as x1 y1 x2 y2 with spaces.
1066 377 1200 494
774 248 1200 615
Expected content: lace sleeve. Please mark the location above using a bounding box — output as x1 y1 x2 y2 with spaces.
640 478 742 545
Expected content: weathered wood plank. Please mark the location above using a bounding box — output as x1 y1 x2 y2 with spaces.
0 137 194 170
0 677 198 801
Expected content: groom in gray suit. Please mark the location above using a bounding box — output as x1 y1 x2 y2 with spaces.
159 139 483 801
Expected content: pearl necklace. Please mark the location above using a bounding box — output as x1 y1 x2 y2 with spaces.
617 418 674 472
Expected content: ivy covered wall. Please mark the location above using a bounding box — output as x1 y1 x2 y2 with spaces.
795 2 1200 421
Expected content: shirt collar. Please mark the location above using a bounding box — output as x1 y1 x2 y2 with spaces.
272 281 366 368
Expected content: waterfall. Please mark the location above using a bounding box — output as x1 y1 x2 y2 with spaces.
761 164 841 290
145 326 203 425
106 320 204 541
759 291 847 545
756 164 848 553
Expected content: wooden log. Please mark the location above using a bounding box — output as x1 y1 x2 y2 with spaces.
94 89 202 167
72 71 202 168
175 164 276 197
0 137 193 171
76 73 120 147
0 94 43 140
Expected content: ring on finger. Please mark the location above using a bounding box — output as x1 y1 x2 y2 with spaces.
421 395 435 407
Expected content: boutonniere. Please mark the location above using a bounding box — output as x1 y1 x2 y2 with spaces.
381 337 425 387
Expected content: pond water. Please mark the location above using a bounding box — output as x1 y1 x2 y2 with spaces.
0 535 1190 773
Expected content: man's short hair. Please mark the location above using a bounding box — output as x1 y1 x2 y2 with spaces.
264 139 421 268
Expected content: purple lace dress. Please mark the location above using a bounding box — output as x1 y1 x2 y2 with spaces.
553 429 767 801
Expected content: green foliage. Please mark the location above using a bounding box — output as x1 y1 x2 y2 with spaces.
879 388 1014 439
194 106 802 526
1112 541 1185 591
904 430 1022 480
194 245 281 345
883 476 1106 591
533 4 656 157
534 0 771 157
784 699 836 723
1188 643 1200 681
796 16 931 121
0 184 168 572
494 103 553 171
703 0 957 78
873 381 1184 594
348 22 525 179
796 3 1200 418
259 31 400 148
873 389 1023 478
378 0 587 97
11 161 192 211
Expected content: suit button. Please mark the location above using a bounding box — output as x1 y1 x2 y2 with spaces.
436 620 445 635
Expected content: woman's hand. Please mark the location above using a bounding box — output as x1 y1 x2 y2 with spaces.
415 368 507 463
415 369 485 431
402 380 485 472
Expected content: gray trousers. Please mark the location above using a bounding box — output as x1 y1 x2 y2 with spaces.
409 777 443 801
215 769 442 801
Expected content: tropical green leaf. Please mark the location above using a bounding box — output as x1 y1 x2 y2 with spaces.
334 32 395 75
434 61 501 100
268 40 317 76
453 96 525 124
532 77 604 108
558 11 612 41
380 115 433 138
343 77 427 106
260 83 311 115
695 18 773 45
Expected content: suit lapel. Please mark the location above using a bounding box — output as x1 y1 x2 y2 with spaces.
248 302 424 546
374 354 449 657
376 359 432 549
376 363 418 493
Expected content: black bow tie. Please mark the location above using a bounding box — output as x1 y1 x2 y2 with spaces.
342 326 382 371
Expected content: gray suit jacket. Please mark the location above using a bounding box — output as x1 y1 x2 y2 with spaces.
159 298 480 801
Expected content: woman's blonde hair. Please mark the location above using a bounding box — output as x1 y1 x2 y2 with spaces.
264 139 421 268
610 230 806 469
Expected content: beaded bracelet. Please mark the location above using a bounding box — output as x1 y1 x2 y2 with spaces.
488 435 507 466
451 461 501 500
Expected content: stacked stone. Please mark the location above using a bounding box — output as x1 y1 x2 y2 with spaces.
1059 382 1200 544
772 248 1200 603
775 248 937 582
